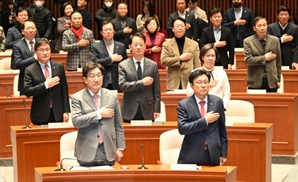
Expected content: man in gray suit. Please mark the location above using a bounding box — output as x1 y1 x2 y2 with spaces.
62 12 95 71
71 61 125 166
244 16 281 92
119 32 161 121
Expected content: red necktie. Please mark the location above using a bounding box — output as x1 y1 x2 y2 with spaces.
44 64 52 108
199 101 206 117
94 95 103 143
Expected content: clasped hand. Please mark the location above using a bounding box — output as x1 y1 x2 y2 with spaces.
100 105 114 118
205 111 220 124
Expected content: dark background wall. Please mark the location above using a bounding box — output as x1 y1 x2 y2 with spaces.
2 0 298 39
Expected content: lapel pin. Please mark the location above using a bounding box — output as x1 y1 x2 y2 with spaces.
210 103 213 106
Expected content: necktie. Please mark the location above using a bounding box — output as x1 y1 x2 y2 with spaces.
94 95 103 143
199 101 206 118
44 64 52 108
44 64 50 79
29 41 34 54
137 62 142 80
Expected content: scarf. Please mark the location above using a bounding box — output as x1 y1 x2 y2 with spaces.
71 25 84 42
63 16 71 27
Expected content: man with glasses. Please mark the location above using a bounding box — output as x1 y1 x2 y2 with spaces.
267 5 298 70
177 69 227 166
119 32 160 122
90 20 127 92
23 38 70 125
161 17 200 91
13 19 39 95
71 61 125 166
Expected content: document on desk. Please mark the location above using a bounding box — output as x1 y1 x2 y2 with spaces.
68 166 114 171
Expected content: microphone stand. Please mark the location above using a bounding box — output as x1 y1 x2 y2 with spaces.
138 144 148 169
0 83 11 98
55 158 77 171
22 100 31 129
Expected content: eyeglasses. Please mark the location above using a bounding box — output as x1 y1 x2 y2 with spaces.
37 48 50 52
88 74 102 79
194 80 209 85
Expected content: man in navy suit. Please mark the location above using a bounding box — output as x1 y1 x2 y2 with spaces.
200 7 235 69
267 5 298 70
90 20 127 92
177 69 227 166
24 38 70 125
13 19 38 95
223 0 254 47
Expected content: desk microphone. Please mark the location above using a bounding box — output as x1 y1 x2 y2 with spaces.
138 144 148 169
22 100 31 129
55 158 77 171
0 82 11 98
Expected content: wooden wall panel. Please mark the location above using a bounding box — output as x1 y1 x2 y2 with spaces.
3 0 298 39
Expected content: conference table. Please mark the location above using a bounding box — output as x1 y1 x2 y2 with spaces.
34 165 237 182
11 122 272 182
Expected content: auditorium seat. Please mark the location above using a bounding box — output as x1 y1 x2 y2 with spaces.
59 131 79 167
225 100 255 124
13 75 20 96
0 57 11 70
158 129 184 164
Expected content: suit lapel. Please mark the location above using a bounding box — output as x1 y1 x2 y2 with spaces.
100 89 109 108
22 39 32 57
83 88 97 111
99 41 109 56
170 38 180 57
32 62 46 81
113 42 120 55
252 35 264 54
209 26 216 42
207 95 215 113
264 35 272 53
143 58 150 77
128 57 138 80
50 60 57 77
189 95 201 118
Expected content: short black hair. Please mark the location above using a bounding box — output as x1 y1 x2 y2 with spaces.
100 20 115 32
21 19 36 30
277 5 290 15
60 1 74 16
171 17 186 28
16 7 28 16
34 38 51 51
82 61 105 77
188 69 210 84
209 7 221 17
253 16 266 26
129 32 146 45
144 17 159 32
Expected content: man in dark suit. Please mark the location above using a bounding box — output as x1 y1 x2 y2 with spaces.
267 5 298 70
244 16 281 92
177 69 227 166
13 20 38 95
119 33 161 121
90 20 127 92
111 2 137 48
223 0 254 47
24 38 70 125
166 0 198 41
76 0 92 30
200 8 235 69
71 61 125 166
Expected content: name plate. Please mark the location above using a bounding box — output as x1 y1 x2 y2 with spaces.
48 122 70 128
130 120 152 126
170 164 197 171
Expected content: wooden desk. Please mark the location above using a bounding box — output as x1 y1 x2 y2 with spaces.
35 165 237 182
235 48 246 69
159 93 298 155
12 123 271 182
225 70 247 92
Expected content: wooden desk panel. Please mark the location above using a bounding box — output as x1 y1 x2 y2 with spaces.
225 70 247 92
0 73 16 97
35 165 237 182
235 49 246 69
12 123 271 182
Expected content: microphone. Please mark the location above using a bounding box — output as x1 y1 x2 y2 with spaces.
138 144 148 169
22 100 31 129
0 83 11 98
55 158 77 171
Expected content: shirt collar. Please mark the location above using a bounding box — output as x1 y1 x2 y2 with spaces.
87 88 102 98
194 95 208 104
178 10 186 16
133 57 144 64
278 22 288 29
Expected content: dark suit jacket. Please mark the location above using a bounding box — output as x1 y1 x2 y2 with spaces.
13 39 39 93
244 34 281 89
144 32 166 69
71 88 125 162
267 22 298 66
177 94 227 166
23 60 70 124
90 40 127 91
111 16 137 48
223 7 254 47
166 11 198 41
118 57 161 120
200 26 235 68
